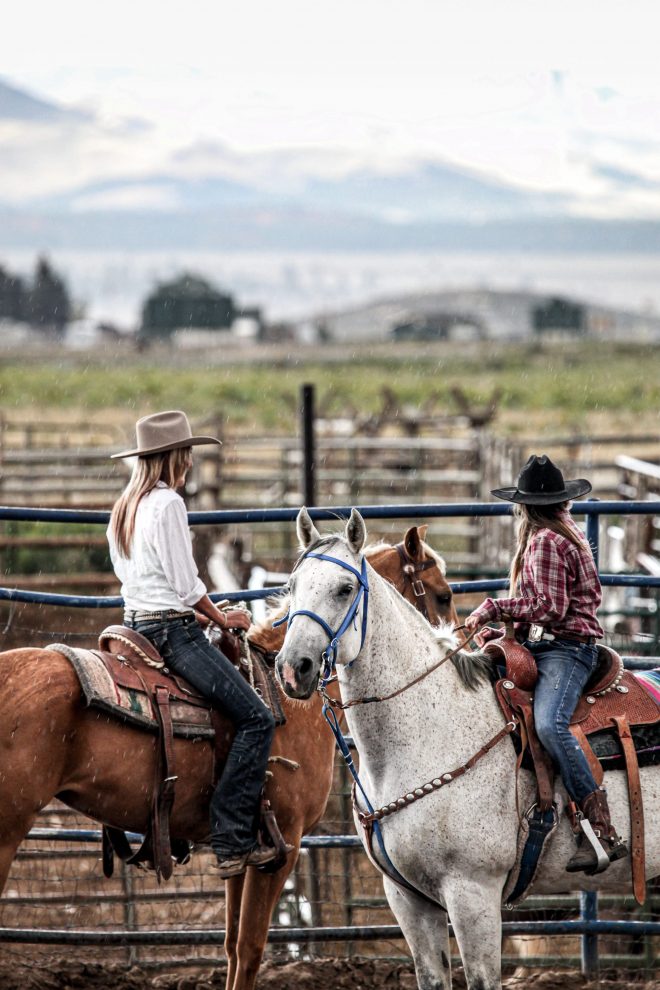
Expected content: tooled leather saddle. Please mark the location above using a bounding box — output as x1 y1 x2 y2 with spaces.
49 623 288 882
482 629 659 904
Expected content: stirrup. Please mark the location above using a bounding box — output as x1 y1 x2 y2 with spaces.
566 819 610 875
580 818 611 874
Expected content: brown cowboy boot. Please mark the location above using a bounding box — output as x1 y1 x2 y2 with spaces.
565 788 628 875
216 842 295 879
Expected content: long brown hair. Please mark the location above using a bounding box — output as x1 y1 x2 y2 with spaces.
110 446 192 558
509 501 590 594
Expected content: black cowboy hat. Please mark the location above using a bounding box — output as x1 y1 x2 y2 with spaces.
491 454 592 505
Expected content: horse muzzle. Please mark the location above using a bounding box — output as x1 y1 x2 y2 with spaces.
275 650 319 700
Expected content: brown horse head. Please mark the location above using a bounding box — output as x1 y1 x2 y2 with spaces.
365 525 458 628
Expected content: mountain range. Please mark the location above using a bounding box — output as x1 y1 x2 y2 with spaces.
2 77 660 252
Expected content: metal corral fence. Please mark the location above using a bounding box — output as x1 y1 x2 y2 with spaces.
0 499 658 980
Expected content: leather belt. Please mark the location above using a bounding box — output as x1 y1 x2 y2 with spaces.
547 632 597 645
125 609 195 623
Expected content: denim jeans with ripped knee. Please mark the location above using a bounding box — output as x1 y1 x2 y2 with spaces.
526 638 599 803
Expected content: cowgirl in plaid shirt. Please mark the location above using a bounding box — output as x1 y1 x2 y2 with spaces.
465 455 628 875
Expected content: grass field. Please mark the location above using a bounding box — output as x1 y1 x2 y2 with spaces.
0 338 656 435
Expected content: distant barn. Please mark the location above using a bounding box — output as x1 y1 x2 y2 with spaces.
141 274 235 339
533 296 585 335
392 311 484 342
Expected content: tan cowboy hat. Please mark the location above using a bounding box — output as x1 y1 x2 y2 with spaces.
111 410 222 459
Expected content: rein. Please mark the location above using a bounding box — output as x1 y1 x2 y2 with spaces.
321 624 470 710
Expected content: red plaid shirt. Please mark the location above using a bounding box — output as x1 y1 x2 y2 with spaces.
471 511 603 639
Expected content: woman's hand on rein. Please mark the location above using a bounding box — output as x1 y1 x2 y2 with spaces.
464 613 481 635
219 609 251 632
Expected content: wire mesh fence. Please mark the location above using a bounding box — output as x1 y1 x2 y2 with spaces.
1 757 658 979
0 500 658 984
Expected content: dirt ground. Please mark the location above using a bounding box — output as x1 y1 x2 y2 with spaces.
0 958 656 990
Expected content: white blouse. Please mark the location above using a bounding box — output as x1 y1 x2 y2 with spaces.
107 482 207 613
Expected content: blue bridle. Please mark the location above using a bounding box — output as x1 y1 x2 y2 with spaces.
273 550 370 683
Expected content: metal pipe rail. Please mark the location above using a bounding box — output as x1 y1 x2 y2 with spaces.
3 576 660 609
0 919 658 947
1 499 659 607
25 829 363 848
0 498 658 524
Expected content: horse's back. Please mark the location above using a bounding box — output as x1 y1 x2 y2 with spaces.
0 646 82 706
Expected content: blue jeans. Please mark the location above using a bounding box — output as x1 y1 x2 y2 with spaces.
125 614 275 857
526 638 600 803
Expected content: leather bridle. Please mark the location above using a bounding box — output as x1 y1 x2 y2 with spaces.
394 541 446 625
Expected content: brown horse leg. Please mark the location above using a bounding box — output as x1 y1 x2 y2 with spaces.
230 838 301 990
0 815 38 897
224 871 246 990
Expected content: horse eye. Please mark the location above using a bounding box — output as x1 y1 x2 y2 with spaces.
437 594 452 605
337 583 353 598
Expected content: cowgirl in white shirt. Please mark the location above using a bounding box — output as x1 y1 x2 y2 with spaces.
108 410 288 878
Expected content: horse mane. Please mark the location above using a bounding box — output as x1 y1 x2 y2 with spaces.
409 610 493 691
449 642 494 690
420 539 447 576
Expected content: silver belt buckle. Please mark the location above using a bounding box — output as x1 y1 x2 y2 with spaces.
528 624 544 642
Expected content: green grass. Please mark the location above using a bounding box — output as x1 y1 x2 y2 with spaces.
0 339 657 431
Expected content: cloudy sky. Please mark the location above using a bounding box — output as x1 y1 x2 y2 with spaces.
2 0 660 216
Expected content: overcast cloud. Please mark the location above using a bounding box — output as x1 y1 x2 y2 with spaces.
1 0 660 216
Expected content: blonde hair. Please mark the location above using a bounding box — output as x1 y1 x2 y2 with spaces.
509 501 590 595
110 446 192 558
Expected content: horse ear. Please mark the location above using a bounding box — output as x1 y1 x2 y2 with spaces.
297 507 321 549
346 508 367 554
404 525 425 561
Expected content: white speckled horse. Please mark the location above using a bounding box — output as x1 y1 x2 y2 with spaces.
275 508 660 990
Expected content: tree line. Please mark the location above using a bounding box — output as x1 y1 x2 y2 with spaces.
0 257 71 334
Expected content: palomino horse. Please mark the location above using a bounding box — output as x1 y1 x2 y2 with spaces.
276 509 660 990
0 524 456 990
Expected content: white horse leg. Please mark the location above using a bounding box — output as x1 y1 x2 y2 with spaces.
444 880 503 990
383 877 452 990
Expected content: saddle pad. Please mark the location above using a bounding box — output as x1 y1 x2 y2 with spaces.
635 668 660 705
49 643 215 740
588 721 660 771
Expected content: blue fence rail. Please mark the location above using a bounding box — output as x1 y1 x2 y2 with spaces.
0 499 658 976
1 499 660 608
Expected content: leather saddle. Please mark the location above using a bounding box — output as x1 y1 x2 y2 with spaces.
95 624 286 734
481 629 659 905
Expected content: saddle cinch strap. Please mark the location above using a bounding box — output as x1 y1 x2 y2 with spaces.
100 653 192 882
488 633 659 905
